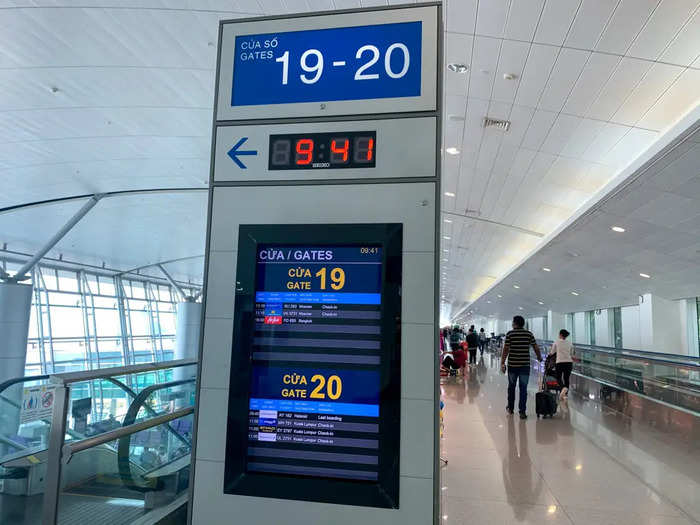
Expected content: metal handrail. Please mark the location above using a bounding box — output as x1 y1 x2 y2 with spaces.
62 406 194 460
41 358 199 524
0 374 50 397
49 358 197 384
538 340 700 369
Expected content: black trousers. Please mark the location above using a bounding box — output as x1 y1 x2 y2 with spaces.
468 348 477 364
556 362 573 389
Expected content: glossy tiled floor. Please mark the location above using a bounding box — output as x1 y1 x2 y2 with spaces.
440 354 700 525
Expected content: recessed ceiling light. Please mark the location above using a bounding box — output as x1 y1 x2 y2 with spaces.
571 291 579 296
503 72 517 80
513 284 520 289
444 219 452 223
443 249 449 252
542 267 551 272
639 273 651 279
445 147 460 155
497 294 502 298
443 236 451 240
568 251 580 257
487 300 491 304
50 86 60 93
611 226 625 233
444 192 455 197
447 63 468 73
537 301 544 305
518 307 523 310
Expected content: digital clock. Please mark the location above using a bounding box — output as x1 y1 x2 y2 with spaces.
268 131 376 170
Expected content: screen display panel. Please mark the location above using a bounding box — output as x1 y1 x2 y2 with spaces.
225 224 402 509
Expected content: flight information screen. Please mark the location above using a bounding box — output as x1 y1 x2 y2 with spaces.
225 225 402 508
248 245 382 481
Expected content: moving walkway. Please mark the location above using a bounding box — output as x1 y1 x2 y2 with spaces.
0 359 197 524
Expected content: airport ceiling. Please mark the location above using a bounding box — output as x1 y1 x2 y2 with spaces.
0 1 699 295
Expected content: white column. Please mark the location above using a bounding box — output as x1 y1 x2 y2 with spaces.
0 282 33 384
679 299 699 357
0 282 32 448
547 311 565 341
174 301 202 382
594 309 613 347
638 293 683 353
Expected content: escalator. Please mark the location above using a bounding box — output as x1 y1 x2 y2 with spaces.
0 367 196 525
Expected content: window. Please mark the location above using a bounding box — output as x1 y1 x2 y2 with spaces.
613 307 623 349
22 265 189 375
588 310 596 346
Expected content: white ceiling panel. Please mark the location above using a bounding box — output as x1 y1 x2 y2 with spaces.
501 104 536 146
468 36 502 100
533 0 582 46
638 69 700 131
586 57 653 122
561 118 607 157
595 0 660 55
504 0 546 42
476 0 511 38
491 40 530 103
520 109 557 150
446 0 477 34
561 52 621 117
540 114 583 155
627 0 699 62
538 47 590 112
601 128 659 168
514 44 560 108
611 62 684 127
581 122 631 163
564 0 618 50
660 7 700 65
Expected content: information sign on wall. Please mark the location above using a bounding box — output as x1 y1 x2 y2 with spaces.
20 385 57 424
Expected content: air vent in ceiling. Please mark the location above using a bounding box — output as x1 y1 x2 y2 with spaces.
483 117 511 131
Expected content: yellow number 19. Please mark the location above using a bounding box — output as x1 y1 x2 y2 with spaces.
315 267 345 290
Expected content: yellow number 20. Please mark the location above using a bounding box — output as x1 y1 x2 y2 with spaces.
309 374 342 400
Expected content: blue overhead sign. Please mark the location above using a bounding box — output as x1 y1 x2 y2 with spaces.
231 21 422 107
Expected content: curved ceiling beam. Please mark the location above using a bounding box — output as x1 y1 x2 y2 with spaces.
0 187 207 217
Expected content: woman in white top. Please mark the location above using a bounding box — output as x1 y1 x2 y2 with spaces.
551 329 574 398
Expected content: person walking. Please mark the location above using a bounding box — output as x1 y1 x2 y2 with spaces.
478 328 487 355
466 327 479 365
500 315 543 419
550 329 574 399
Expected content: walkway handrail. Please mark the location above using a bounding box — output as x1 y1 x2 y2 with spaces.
117 378 195 491
41 358 199 525
537 340 700 369
0 374 50 397
49 358 198 385
62 406 194 460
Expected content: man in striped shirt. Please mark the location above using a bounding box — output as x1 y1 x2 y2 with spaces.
500 315 543 419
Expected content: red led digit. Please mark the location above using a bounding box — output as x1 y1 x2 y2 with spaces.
365 138 374 161
353 136 375 163
330 138 349 163
295 138 314 165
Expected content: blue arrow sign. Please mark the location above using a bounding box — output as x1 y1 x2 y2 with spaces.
227 137 257 169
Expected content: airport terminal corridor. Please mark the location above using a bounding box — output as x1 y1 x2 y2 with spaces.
1 1 700 523
440 356 700 525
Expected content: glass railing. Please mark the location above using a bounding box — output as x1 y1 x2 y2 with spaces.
0 358 197 525
538 340 700 414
